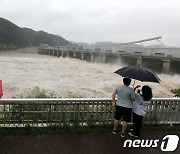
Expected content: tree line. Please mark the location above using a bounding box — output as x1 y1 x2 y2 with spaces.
0 17 69 50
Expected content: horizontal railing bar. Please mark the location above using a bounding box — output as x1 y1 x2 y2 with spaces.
0 98 179 105
3 111 112 114
0 98 179 103
0 98 112 102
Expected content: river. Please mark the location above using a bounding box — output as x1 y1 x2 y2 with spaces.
0 49 179 98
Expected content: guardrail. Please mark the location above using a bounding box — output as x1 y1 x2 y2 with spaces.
0 98 179 127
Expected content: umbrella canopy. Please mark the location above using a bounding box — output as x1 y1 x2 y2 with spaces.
114 66 160 83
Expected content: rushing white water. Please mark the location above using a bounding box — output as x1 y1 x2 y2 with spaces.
0 49 179 98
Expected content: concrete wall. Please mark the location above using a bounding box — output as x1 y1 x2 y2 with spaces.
38 48 180 74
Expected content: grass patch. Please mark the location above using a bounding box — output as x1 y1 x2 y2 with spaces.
0 124 179 136
0 124 112 136
141 124 180 131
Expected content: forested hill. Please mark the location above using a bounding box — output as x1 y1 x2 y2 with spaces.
0 17 69 49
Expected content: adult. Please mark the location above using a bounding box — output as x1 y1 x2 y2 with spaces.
112 77 135 137
129 85 153 137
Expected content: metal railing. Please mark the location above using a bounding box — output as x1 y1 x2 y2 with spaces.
0 98 179 127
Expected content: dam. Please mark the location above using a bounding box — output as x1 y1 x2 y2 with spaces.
38 48 180 74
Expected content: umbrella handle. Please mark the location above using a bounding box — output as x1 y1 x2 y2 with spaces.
133 80 136 88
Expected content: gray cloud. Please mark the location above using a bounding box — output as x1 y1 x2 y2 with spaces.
0 0 180 46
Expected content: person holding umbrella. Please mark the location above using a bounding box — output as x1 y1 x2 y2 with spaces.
129 85 153 137
112 77 135 137
113 65 160 137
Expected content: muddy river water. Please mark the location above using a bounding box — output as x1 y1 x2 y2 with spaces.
0 49 179 98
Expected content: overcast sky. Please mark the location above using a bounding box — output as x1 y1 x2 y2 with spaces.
0 0 180 46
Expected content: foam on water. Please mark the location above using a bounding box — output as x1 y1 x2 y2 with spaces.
0 50 179 98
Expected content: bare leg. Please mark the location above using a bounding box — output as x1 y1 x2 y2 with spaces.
113 119 119 130
121 121 127 133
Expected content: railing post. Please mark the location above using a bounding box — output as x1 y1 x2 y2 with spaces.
18 104 22 123
48 104 52 123
76 103 80 123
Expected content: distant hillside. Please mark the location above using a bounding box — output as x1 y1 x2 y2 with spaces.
77 41 142 51
0 17 69 49
145 44 179 48
77 41 179 50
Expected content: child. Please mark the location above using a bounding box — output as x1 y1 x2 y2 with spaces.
129 85 153 137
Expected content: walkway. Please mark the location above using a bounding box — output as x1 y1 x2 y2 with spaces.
0 130 179 154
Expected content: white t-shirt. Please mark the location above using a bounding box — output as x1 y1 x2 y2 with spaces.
132 93 150 116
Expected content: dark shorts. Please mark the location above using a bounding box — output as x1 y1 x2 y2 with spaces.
114 106 132 122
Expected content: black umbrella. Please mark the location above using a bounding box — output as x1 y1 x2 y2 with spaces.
114 66 160 83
